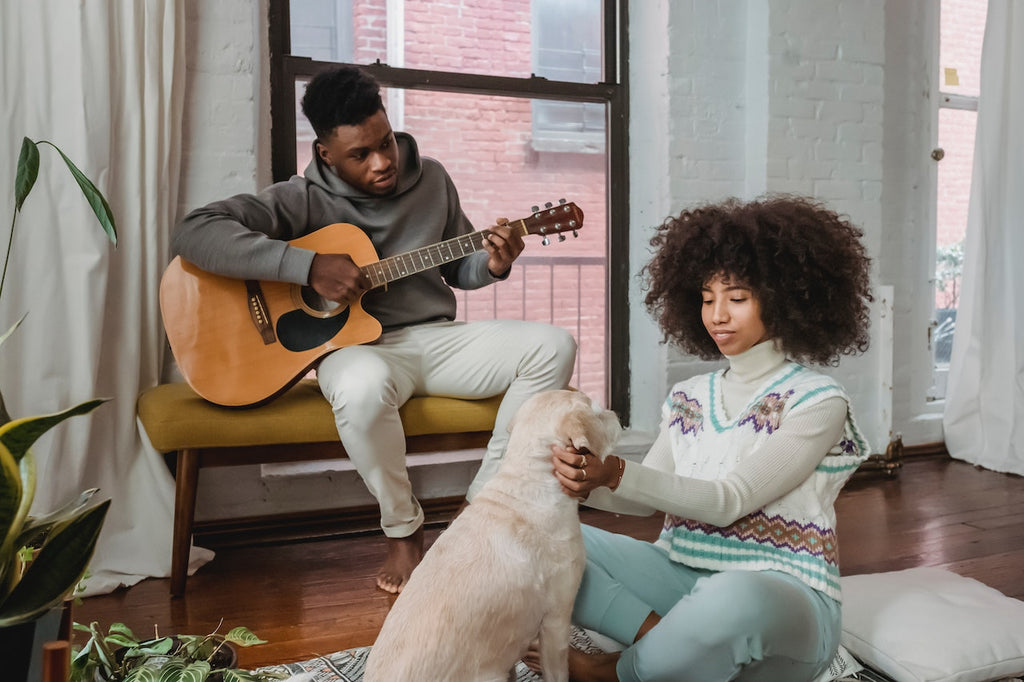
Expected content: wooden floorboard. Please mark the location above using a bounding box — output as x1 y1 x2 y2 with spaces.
73 456 1024 670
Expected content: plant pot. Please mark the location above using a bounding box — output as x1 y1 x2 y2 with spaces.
0 607 65 682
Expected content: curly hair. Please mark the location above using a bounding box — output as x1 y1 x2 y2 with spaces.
642 195 873 365
300 66 384 140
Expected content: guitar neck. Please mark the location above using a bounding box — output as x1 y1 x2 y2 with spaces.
360 223 525 288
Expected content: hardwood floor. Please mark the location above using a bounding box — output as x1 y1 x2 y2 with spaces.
73 455 1024 671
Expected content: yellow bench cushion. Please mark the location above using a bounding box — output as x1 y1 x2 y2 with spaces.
137 380 502 452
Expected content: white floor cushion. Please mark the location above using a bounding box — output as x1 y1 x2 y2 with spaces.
840 567 1024 682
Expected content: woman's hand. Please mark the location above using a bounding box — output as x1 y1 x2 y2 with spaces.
551 443 619 500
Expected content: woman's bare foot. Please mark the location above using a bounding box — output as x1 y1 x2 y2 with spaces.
568 648 621 682
521 641 621 682
376 526 424 594
521 638 542 674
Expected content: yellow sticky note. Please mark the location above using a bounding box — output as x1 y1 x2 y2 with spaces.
944 67 960 86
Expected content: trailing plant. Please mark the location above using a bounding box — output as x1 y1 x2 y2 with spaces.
70 621 288 682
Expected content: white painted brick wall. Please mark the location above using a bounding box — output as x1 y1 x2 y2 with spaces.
178 0 265 222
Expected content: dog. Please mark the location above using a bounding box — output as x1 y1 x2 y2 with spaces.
364 389 622 682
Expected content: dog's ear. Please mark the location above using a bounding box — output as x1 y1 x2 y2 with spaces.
557 407 618 456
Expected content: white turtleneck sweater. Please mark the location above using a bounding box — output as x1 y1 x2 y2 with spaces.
585 340 848 527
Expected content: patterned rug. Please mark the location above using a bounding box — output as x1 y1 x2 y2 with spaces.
255 627 933 682
256 627 605 682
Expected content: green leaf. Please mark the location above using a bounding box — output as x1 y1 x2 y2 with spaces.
16 487 100 548
0 498 109 625
0 315 26 352
0 398 107 465
49 144 118 246
107 621 140 644
224 626 267 647
14 138 39 212
0 439 22 542
0 440 24 595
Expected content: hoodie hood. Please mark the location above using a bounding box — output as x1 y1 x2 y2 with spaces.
303 131 424 200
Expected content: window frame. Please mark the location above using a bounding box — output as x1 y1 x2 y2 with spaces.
267 0 632 422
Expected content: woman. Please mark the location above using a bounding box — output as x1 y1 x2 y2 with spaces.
550 195 873 682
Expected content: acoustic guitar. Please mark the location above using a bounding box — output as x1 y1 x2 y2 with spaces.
160 200 584 408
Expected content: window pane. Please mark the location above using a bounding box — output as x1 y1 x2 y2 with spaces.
929 106 976 400
939 0 988 97
288 0 603 83
292 84 609 402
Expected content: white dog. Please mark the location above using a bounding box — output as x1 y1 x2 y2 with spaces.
364 389 621 682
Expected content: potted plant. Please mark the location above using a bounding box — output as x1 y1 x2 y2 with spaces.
70 621 287 682
0 137 118 681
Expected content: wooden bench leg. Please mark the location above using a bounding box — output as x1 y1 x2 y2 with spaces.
171 448 200 597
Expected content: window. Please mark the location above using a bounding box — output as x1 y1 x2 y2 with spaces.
531 0 605 153
269 0 629 417
928 0 987 401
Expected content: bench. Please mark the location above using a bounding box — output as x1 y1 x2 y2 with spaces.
136 380 503 596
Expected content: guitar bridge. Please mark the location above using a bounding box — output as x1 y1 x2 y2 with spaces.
245 280 277 345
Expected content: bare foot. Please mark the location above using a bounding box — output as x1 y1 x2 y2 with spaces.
376 526 424 594
521 638 541 674
568 647 621 682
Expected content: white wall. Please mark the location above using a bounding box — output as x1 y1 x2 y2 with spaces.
628 0 942 452
178 0 943 519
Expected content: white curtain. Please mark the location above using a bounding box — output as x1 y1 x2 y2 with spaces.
0 1 210 594
943 0 1024 476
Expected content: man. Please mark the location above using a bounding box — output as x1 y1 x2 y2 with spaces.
172 66 577 593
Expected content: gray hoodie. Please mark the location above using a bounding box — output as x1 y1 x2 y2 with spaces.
172 133 500 331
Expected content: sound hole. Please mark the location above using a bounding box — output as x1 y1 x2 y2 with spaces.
297 286 343 317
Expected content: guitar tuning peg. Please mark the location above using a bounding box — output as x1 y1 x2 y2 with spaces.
558 234 566 242
572 230 579 238
542 237 550 246
558 198 567 205
544 202 553 209
531 205 540 213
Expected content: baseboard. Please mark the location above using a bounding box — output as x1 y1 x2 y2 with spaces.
902 441 950 458
193 495 464 549
197 441 955 548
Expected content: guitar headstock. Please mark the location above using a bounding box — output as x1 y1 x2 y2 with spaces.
521 199 584 245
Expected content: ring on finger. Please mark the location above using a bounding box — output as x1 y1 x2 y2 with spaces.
580 467 588 482
578 454 587 468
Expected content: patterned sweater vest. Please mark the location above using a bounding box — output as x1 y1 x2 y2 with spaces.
655 362 870 601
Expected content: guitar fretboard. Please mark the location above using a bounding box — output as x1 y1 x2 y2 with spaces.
361 226 520 288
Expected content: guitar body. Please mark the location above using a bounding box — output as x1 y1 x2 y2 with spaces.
160 223 383 408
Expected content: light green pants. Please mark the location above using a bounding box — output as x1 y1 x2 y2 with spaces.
573 525 842 682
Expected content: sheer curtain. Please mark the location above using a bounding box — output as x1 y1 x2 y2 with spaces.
0 1 210 594
943 0 1024 476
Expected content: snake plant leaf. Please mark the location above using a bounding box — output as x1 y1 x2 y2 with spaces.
0 497 109 626
0 315 25 350
0 440 22 595
47 142 118 246
0 398 107 465
16 487 100 549
14 138 40 212
0 316 27 427
0 440 21 538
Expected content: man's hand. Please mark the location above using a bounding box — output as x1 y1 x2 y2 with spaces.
309 253 371 306
483 219 526 277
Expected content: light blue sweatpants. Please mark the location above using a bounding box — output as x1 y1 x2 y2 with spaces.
573 525 842 682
